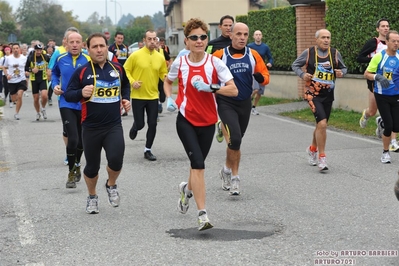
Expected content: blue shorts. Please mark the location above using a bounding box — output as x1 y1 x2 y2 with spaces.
252 80 265 95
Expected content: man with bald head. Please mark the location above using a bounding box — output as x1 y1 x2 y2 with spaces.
52 32 91 188
213 22 270 195
248 30 274 115
292 29 347 172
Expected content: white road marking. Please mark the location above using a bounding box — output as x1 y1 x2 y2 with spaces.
2 129 37 246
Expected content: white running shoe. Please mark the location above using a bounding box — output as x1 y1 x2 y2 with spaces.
14 113 20 120
215 120 224 143
251 107 259 115
105 180 120 207
36 113 41 121
390 140 399 152
86 195 99 214
359 109 368 128
376 116 383 139
306 147 317 166
381 152 391 164
230 177 240 195
219 167 231 191
198 211 213 231
41 109 47 119
177 182 192 214
318 156 328 171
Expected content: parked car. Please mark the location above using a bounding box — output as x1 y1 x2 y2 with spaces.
128 42 140 55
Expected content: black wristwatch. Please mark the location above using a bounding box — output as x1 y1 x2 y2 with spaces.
210 84 221 93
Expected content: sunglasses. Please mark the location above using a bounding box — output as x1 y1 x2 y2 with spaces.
187 35 208 41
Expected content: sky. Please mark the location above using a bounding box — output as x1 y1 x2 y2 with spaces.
6 0 164 24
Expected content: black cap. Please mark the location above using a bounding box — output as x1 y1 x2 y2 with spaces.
34 44 43 49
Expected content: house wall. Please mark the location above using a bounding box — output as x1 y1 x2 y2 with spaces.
165 0 261 55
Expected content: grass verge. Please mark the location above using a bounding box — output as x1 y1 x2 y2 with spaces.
257 96 376 137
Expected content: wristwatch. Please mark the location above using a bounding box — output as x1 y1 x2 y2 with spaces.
210 84 221 93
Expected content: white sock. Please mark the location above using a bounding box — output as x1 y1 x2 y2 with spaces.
184 185 192 196
223 165 231 174
231 175 240 180
144 147 151 152
391 139 397 144
198 209 206 216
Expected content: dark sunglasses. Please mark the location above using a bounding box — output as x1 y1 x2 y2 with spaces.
187 34 208 41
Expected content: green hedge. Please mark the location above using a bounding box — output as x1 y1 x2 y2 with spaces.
239 0 399 74
237 7 297 71
326 0 399 73
236 15 248 25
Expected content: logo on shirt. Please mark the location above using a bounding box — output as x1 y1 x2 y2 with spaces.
87 74 99 79
109 70 119 78
190 75 205 86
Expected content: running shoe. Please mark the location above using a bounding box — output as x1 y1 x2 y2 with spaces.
306 146 317 166
390 140 399 152
219 167 231 191
381 152 391 164
215 120 224 143
66 170 77 188
158 103 163 114
35 113 41 121
376 116 383 139
74 163 81 182
251 107 259 115
230 177 240 195
177 182 192 214
63 156 68 166
359 109 368 128
14 113 19 120
48 99 52 106
105 180 120 207
198 211 213 231
86 195 99 214
9 102 13 108
41 109 47 119
318 156 328 171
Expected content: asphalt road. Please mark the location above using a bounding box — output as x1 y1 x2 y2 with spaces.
0 92 398 266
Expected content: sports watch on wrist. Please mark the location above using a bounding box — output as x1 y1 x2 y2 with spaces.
210 84 221 93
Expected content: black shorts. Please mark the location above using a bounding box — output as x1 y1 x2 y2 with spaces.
31 80 48 94
217 95 251 150
312 98 333 123
367 79 374 93
82 124 125 178
8 80 28 95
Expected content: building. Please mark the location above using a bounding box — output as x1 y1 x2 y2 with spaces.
163 0 263 56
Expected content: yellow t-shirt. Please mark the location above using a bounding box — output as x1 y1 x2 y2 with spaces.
124 46 168 100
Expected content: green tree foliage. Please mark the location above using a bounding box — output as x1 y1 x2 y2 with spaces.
130 15 154 30
0 0 14 21
0 0 16 41
123 26 146 44
152 11 165 31
16 0 78 44
118 14 135 28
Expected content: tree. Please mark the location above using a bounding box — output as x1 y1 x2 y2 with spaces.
130 15 154 30
15 0 79 44
152 11 165 30
0 0 14 22
0 0 16 41
123 26 146 44
118 13 134 28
